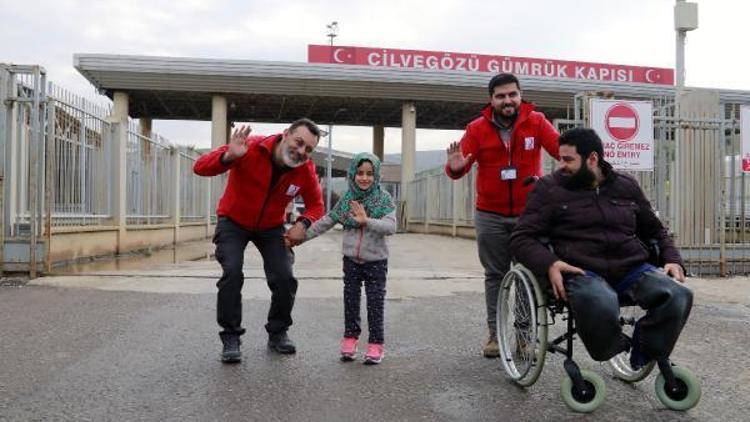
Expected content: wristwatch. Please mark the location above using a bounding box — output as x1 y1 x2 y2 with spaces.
295 217 311 228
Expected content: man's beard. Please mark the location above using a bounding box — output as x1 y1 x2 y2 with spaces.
563 164 596 189
494 105 518 124
281 146 306 168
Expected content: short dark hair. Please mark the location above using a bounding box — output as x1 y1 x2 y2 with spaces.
488 73 521 95
289 118 323 139
558 127 605 166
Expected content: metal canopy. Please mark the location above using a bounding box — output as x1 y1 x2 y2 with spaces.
74 54 750 130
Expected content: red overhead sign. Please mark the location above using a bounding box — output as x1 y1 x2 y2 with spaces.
308 45 674 85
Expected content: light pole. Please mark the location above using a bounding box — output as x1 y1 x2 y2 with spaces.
326 122 333 212
326 21 338 56
325 21 339 212
674 1 698 88
672 1 698 241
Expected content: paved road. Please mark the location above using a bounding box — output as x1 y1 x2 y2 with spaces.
1 233 748 421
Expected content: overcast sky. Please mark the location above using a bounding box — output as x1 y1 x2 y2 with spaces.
2 0 747 154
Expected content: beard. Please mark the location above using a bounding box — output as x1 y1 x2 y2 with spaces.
494 104 518 123
563 164 596 190
280 145 306 168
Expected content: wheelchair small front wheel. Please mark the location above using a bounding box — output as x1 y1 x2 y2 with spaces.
560 369 607 413
655 366 701 411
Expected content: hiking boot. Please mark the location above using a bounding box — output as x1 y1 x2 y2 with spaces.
220 333 241 364
268 332 297 354
483 337 500 358
340 337 358 361
363 343 384 365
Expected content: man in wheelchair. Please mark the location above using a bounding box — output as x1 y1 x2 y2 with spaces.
509 127 692 375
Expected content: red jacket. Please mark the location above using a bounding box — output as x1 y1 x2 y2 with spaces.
445 102 560 216
193 134 324 230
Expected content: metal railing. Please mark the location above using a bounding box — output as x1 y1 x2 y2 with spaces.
126 127 173 225
209 175 225 224
1 65 218 275
48 82 113 227
3 68 48 239
180 152 208 222
408 166 476 225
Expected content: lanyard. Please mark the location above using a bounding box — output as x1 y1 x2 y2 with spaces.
497 127 513 166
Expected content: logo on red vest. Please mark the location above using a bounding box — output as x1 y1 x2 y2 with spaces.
286 184 301 196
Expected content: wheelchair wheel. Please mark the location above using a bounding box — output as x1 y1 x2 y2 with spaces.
560 369 607 413
606 305 655 382
655 365 701 411
497 263 548 387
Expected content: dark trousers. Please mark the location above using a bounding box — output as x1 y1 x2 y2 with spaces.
342 257 388 344
213 217 297 337
474 210 517 338
566 270 693 361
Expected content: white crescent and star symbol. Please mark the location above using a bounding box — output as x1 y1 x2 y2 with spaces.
333 48 353 63
645 69 660 83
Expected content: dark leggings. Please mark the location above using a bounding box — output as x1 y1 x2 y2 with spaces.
342 257 388 344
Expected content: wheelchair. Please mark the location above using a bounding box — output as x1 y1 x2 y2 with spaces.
496 253 702 413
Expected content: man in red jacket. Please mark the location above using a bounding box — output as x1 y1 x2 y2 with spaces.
194 118 325 363
445 73 560 358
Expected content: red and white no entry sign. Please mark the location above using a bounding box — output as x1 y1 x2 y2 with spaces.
605 103 640 141
591 99 653 170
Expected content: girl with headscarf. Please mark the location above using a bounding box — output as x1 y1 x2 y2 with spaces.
303 152 396 364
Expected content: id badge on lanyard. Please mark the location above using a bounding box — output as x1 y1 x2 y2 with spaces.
499 128 516 181
501 166 517 181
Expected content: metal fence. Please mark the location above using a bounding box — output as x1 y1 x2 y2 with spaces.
2 70 206 231
209 176 224 224
408 95 750 276
1 64 216 275
1 65 49 275
409 166 476 224
126 125 173 225
180 152 208 222
48 83 113 227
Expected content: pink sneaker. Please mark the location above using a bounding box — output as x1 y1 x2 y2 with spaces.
364 343 384 365
340 337 358 361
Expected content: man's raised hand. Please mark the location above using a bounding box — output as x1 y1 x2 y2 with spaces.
446 141 473 174
223 125 252 163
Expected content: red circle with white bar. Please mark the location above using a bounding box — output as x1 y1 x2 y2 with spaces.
605 103 640 142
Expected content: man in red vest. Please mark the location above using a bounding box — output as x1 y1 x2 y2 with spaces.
445 73 560 357
194 118 325 363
